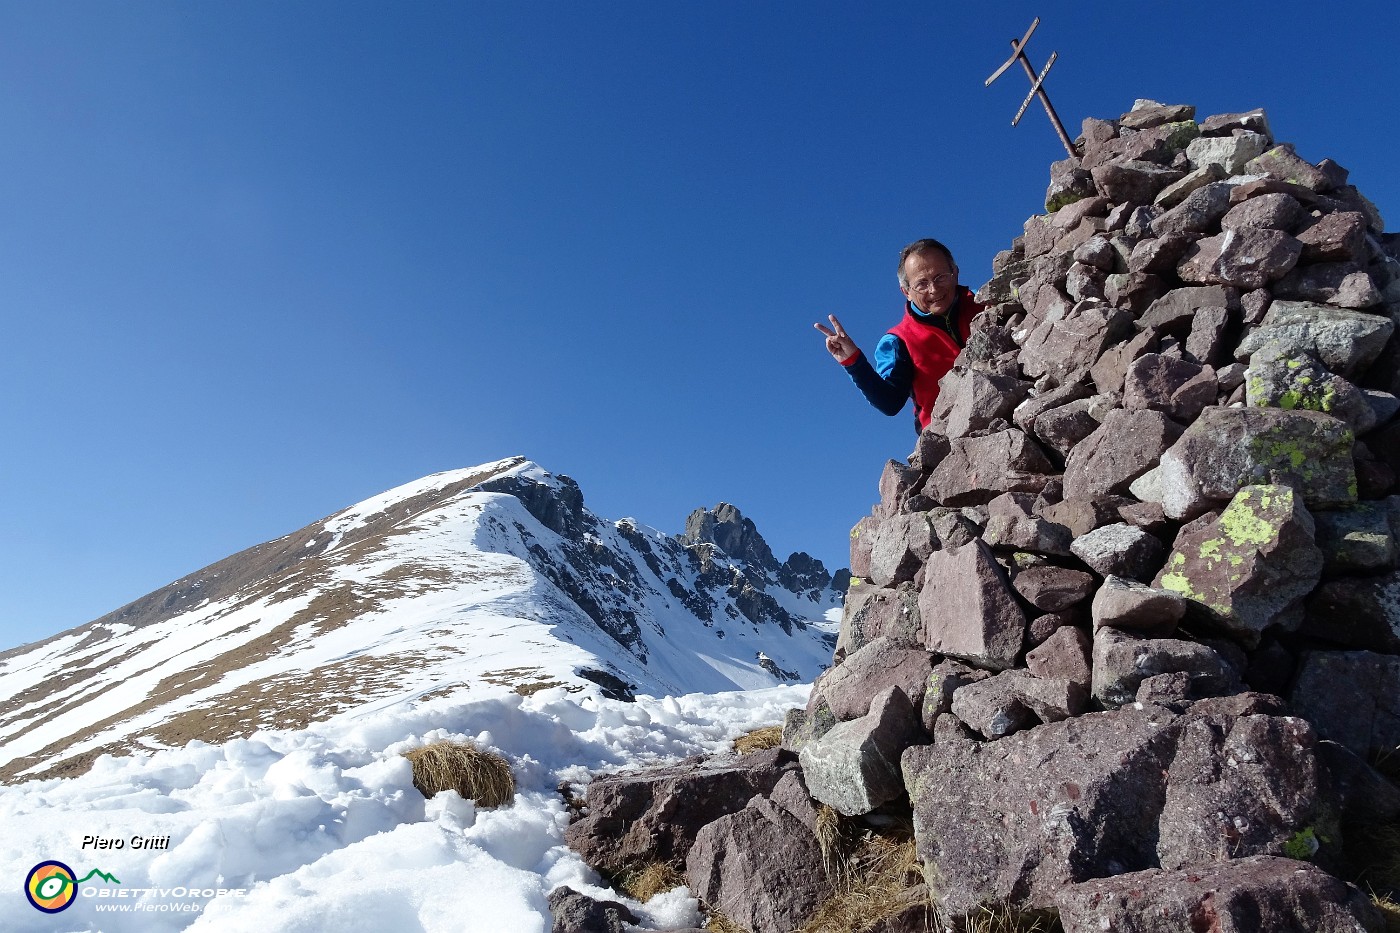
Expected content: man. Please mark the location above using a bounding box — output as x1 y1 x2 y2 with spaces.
815 238 983 433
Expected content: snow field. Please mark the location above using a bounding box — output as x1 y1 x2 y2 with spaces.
2 682 810 932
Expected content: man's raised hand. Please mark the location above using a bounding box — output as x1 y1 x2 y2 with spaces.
814 314 859 364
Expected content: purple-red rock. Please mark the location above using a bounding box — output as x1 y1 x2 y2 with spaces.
919 540 1027 671
685 770 835 933
1245 144 1334 192
1091 575 1187 635
924 430 1055 507
1020 301 1135 382
1302 571 1400 653
1092 626 1241 708
1024 624 1092 685
811 636 938 721
1291 650 1400 761
548 887 638 933
564 747 797 875
1062 408 1183 502
1122 353 1218 422
1150 182 1233 237
1219 191 1307 233
950 668 1087 739
1055 856 1383 933
1090 159 1184 205
1154 484 1323 648
903 707 1177 913
1011 564 1095 612
1272 261 1382 308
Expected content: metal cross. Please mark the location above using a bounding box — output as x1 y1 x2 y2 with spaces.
985 18 1076 158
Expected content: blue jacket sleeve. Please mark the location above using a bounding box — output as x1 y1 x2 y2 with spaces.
841 334 912 416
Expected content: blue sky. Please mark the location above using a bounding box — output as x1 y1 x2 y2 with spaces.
2 1 1397 651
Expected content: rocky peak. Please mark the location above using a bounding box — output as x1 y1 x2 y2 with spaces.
681 502 780 573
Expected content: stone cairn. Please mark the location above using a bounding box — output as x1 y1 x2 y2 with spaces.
559 101 1400 933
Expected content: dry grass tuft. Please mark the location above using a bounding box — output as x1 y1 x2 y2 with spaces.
814 804 857 877
1371 892 1400 933
1373 892 1400 933
733 724 783 755
617 861 686 903
403 740 514 808
800 827 926 933
954 904 1063 933
706 910 750 933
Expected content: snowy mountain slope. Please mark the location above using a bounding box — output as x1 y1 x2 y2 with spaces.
0 457 844 783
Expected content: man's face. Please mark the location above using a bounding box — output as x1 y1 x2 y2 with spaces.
899 249 959 316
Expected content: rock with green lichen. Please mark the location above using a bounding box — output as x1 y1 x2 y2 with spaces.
1237 301 1394 378
1311 503 1396 575
1185 130 1271 174
1153 484 1323 647
1244 352 1376 433
1245 143 1334 192
1151 407 1356 520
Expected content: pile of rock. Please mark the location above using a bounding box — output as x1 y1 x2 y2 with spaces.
560 101 1400 933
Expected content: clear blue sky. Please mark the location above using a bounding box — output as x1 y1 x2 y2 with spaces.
2 1 1397 651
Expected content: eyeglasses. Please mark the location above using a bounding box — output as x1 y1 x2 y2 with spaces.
908 272 955 293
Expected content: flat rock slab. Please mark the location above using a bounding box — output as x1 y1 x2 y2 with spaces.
1236 300 1394 379
925 430 1055 506
1093 626 1241 708
563 747 796 874
904 705 1330 915
1055 856 1384 933
812 635 937 721
1063 408 1183 503
919 540 1027 670
1304 570 1400 652
1153 406 1356 519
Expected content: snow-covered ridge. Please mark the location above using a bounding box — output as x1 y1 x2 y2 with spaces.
0 458 844 783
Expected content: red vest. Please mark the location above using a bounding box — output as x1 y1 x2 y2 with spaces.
887 288 982 431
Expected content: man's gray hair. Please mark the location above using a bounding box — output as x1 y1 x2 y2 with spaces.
897 238 957 287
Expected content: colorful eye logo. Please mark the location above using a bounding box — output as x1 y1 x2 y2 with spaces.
25 861 78 913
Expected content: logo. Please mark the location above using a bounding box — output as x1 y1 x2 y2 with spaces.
24 861 120 913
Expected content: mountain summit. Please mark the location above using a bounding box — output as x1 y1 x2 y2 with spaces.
0 457 843 783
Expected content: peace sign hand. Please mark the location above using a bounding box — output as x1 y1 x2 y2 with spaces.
814 314 859 363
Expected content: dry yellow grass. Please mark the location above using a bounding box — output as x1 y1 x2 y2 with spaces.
733 724 783 755
800 826 925 933
706 910 750 933
955 904 1062 933
403 740 515 807
1373 893 1400 933
617 861 685 903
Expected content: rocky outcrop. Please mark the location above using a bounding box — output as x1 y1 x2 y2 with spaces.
562 99 1398 931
